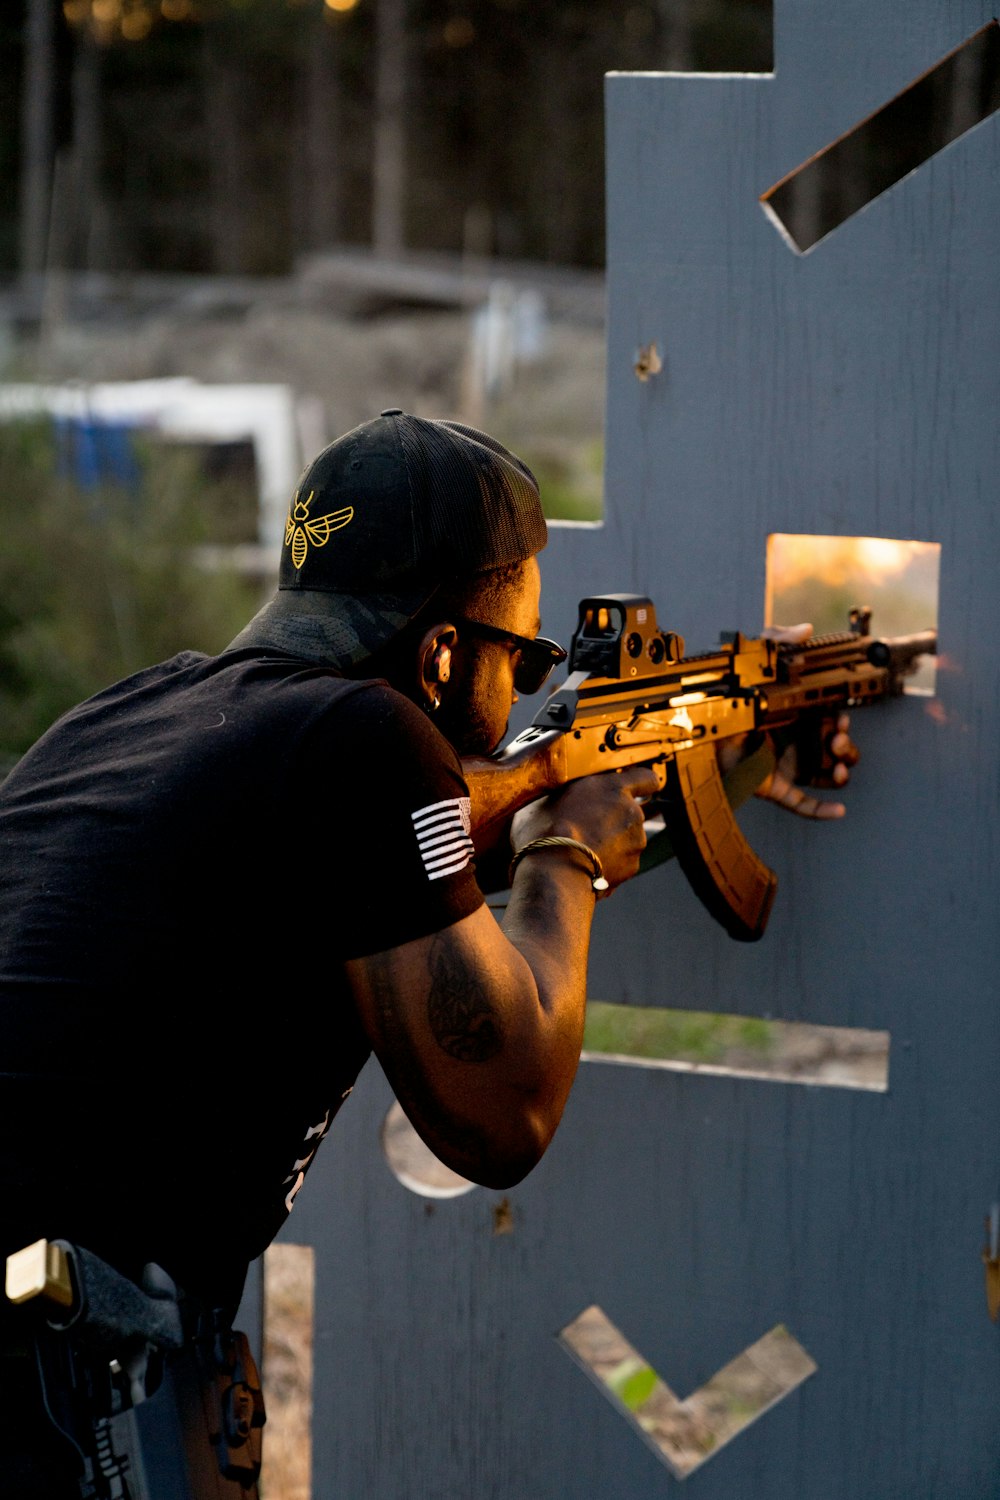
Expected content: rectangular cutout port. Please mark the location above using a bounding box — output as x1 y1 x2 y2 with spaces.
583 1001 889 1092
262 1242 314 1500
766 534 939 695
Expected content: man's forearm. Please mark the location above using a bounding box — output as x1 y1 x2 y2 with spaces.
346 866 597 1191
499 851 598 1103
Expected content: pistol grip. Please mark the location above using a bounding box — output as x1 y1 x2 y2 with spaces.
662 743 777 941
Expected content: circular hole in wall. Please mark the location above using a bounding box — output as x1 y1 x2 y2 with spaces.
381 1100 477 1199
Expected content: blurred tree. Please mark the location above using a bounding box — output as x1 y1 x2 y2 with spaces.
0 420 258 766
373 0 407 254
42 18 107 275
297 5 345 251
658 0 693 69
5 0 772 279
18 0 55 278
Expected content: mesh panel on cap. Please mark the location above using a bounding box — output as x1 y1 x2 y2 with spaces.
397 418 547 574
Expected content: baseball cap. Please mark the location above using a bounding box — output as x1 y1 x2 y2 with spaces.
263 410 547 667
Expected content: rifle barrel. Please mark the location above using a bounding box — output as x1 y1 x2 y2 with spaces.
866 630 937 670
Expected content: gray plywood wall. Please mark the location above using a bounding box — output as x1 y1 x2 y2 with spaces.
275 2 1000 1494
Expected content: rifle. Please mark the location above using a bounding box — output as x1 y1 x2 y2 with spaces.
465 594 936 942
4 1237 264 1499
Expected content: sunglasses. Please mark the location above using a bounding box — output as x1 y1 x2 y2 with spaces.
452 616 567 695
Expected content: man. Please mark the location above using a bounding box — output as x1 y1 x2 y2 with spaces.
0 410 852 1493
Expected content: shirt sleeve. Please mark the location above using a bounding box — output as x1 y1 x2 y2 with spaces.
294 681 485 958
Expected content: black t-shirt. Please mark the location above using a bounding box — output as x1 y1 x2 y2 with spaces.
0 648 483 1303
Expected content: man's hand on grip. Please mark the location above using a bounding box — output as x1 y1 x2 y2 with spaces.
510 766 659 893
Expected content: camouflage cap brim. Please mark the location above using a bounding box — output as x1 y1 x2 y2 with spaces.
237 584 435 671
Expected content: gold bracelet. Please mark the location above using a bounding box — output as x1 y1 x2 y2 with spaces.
508 836 609 893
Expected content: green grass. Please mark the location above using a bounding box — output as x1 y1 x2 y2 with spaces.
517 439 604 524
584 1001 775 1066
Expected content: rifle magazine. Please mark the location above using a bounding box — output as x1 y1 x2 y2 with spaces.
663 744 778 942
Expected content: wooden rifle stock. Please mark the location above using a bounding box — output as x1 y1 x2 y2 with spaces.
464 727 569 859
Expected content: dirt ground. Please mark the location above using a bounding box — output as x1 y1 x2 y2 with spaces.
12 293 608 506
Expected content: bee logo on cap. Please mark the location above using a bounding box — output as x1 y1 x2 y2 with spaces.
284 489 354 571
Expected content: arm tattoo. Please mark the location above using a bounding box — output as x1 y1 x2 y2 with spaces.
359 946 502 1176
427 936 504 1063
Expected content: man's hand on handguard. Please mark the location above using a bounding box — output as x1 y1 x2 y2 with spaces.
751 622 860 820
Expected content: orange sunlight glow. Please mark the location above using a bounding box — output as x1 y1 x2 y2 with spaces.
768 535 937 592
766 534 940 625
121 7 153 39
765 532 940 693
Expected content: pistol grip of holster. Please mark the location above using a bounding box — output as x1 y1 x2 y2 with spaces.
662 742 777 942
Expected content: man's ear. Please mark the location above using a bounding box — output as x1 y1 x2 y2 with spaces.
416 623 458 712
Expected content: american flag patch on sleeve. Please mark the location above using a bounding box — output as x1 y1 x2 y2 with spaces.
411 796 475 881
